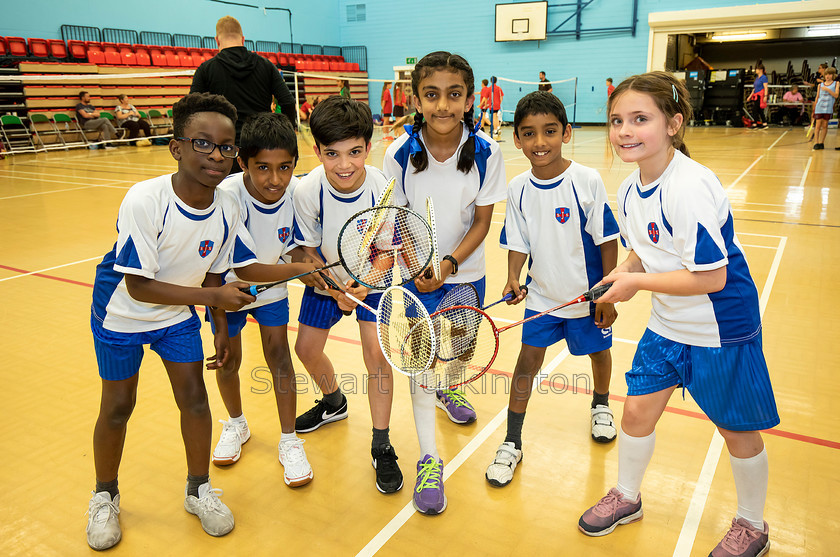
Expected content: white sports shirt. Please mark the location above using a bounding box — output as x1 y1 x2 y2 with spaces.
92 174 257 333
501 163 620 319
293 164 387 292
617 150 761 347
383 126 507 283
218 173 300 310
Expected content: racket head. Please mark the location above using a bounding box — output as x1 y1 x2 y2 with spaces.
436 283 480 312
376 285 436 376
425 197 441 281
417 304 500 390
338 206 433 289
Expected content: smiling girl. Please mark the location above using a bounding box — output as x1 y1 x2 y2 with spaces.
383 51 507 515
578 72 779 557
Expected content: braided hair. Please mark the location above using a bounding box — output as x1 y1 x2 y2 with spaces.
409 51 476 174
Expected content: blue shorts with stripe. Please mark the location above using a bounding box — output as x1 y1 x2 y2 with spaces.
521 310 612 355
403 277 486 315
207 298 290 337
298 286 382 329
91 312 204 381
626 328 780 431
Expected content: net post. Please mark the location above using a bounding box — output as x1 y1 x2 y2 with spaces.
572 77 580 129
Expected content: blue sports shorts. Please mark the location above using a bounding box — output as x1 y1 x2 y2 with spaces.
298 286 381 329
626 328 780 431
91 312 204 381
521 311 612 355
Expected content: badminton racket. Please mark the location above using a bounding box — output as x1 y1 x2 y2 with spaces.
240 205 432 295
805 119 815 140
416 283 612 389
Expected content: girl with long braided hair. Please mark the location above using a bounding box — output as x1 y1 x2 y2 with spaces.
383 51 507 515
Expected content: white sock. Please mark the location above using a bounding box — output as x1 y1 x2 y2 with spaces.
616 429 656 502
280 431 298 443
229 414 247 424
731 448 768 530
409 383 439 460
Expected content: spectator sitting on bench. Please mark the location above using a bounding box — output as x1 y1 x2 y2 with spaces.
114 94 152 146
76 91 118 149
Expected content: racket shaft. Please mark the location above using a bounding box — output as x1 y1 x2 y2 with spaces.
242 261 341 296
497 283 611 334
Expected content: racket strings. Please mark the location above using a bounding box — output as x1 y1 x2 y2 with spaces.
339 206 433 289
423 306 498 389
378 287 435 374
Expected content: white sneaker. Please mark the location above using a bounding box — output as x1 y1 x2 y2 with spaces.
278 437 314 487
86 491 121 550
184 482 234 536
135 138 152 146
212 419 250 465
591 405 617 443
485 441 522 487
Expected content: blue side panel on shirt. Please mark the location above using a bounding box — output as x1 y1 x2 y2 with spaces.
572 187 604 289
474 143 489 188
602 203 619 237
707 213 762 345
499 224 507 245
115 236 142 269
233 236 256 265
695 222 725 265
393 137 412 187
91 245 123 323
222 214 229 245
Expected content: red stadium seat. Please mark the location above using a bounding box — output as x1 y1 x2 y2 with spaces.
7 37 28 57
68 40 86 60
28 38 49 58
279 55 288 66
190 49 204 67
86 43 106 65
149 46 165 66
162 47 180 67
349 62 359 71
122 51 137 65
329 62 340 71
48 39 67 60
0 38 7 57
174 48 192 67
133 45 151 66
266 52 278 65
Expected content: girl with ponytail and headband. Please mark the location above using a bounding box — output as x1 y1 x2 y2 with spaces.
577 72 779 557
383 51 507 515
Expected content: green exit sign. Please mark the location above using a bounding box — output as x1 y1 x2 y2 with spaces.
406 57 417 65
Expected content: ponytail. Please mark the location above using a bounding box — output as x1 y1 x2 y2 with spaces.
410 111 428 172
458 110 476 173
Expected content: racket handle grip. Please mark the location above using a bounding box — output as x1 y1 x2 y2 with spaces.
586 283 612 301
240 284 261 296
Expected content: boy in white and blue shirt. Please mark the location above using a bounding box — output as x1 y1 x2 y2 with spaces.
488 91 620 487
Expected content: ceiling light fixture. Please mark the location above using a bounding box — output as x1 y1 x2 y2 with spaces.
710 32 767 41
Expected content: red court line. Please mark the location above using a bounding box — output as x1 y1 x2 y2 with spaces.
6 263 837 450
0 264 94 288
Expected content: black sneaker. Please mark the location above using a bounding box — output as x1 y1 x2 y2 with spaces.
295 395 348 433
372 444 403 493
813 143 824 150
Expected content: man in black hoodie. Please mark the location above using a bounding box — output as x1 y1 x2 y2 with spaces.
191 16 296 173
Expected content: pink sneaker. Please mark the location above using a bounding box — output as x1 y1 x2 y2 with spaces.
578 488 643 536
709 518 770 557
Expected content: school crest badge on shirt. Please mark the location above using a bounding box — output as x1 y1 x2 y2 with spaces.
198 240 214 258
356 218 368 233
647 222 660 243
278 227 290 243
555 207 570 224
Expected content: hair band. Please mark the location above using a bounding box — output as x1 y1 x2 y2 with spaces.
672 84 679 103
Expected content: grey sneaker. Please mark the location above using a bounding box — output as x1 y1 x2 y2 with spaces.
86 491 121 550
184 482 234 536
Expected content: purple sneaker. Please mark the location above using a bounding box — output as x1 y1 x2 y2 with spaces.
709 518 770 557
578 488 643 536
413 455 447 515
435 389 476 424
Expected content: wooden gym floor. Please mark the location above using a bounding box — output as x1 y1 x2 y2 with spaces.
1 124 838 556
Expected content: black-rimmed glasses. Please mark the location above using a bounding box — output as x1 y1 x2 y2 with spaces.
176 137 239 159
